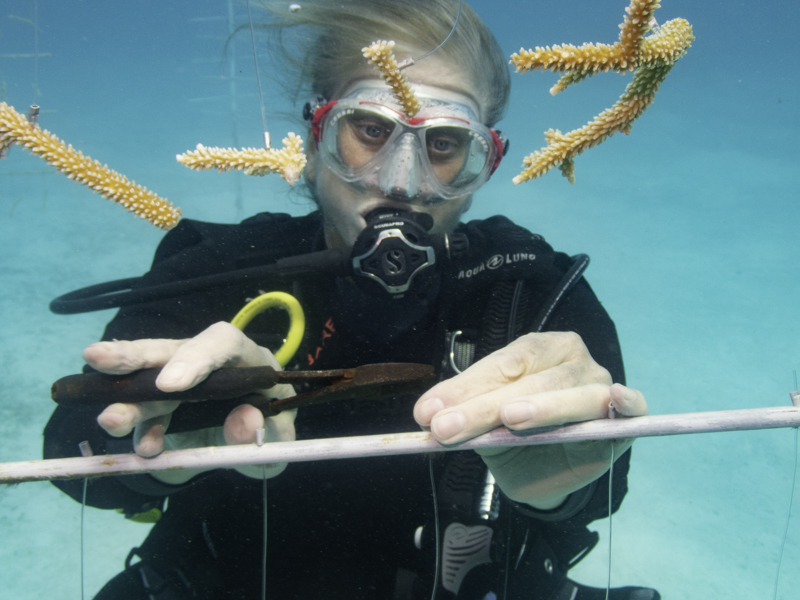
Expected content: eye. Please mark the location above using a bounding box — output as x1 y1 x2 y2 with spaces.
348 114 394 146
362 122 388 139
431 137 456 153
427 128 466 161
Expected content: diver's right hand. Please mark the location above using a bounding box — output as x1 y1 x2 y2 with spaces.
86 322 296 479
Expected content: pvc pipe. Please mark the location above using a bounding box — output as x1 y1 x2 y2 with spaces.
2 406 799 484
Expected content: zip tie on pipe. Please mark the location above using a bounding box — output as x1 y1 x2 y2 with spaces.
2 406 799 484
78 441 93 458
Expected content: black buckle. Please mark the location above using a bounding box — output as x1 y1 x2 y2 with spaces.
302 95 328 121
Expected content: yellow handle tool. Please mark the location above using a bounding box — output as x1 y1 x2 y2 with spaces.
230 291 305 367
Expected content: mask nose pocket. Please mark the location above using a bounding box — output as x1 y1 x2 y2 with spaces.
379 133 423 199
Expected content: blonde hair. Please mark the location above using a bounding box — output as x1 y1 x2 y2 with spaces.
259 0 510 127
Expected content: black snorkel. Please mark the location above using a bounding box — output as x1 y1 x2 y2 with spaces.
49 208 469 314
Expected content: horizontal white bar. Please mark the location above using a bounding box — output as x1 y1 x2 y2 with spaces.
1 406 798 484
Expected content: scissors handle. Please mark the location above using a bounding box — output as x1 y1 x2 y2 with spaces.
51 366 293 407
51 363 434 433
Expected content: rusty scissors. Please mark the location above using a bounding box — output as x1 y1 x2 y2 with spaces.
51 363 435 432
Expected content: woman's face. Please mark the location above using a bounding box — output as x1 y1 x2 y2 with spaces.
308 58 485 249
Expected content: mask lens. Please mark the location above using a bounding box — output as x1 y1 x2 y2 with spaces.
325 108 396 170
425 125 490 188
317 100 498 197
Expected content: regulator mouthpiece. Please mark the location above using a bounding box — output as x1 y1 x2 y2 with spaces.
351 208 438 297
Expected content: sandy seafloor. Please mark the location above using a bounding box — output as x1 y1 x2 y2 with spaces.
1 0 799 598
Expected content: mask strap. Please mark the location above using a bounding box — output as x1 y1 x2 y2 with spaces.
309 100 337 146
489 130 509 175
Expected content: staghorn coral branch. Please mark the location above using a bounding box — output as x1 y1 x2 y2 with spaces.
0 102 181 229
176 133 307 186
617 0 661 58
510 0 693 184
509 0 659 78
512 42 629 79
510 15 690 89
513 63 673 185
637 18 694 65
362 40 421 118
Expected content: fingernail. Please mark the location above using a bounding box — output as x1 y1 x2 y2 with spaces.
157 362 187 388
137 431 164 458
502 402 535 426
431 411 466 440
621 387 638 403
417 397 446 423
138 443 163 458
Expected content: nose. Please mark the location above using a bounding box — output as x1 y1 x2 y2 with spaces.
378 133 422 200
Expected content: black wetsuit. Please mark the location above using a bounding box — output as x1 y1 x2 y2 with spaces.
44 211 631 600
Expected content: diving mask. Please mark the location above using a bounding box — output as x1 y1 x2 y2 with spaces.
305 82 508 200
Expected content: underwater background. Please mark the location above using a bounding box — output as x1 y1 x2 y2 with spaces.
1 0 798 597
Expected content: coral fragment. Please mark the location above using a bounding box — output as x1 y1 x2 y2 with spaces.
0 102 180 229
176 133 307 186
510 0 693 184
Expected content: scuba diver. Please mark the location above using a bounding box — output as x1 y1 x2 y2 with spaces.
44 1 660 598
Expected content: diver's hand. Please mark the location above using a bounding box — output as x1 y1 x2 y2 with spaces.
88 321 296 481
413 331 648 508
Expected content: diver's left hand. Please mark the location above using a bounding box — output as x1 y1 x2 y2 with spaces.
413 331 648 509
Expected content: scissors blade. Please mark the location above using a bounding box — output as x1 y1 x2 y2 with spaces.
268 363 436 413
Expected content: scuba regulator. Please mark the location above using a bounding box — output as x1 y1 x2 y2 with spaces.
49 208 469 314
351 208 468 298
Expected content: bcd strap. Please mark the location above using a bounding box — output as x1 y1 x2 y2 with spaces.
431 252 594 596
442 254 590 377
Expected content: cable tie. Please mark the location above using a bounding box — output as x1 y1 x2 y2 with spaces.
396 57 415 70
78 440 94 457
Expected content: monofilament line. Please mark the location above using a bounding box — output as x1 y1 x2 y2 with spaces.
32 0 39 104
245 0 269 147
78 440 93 600
81 478 88 600
413 0 462 64
262 465 268 600
605 443 615 600
772 371 799 600
428 454 440 600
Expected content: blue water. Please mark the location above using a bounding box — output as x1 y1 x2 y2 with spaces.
1 0 798 597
